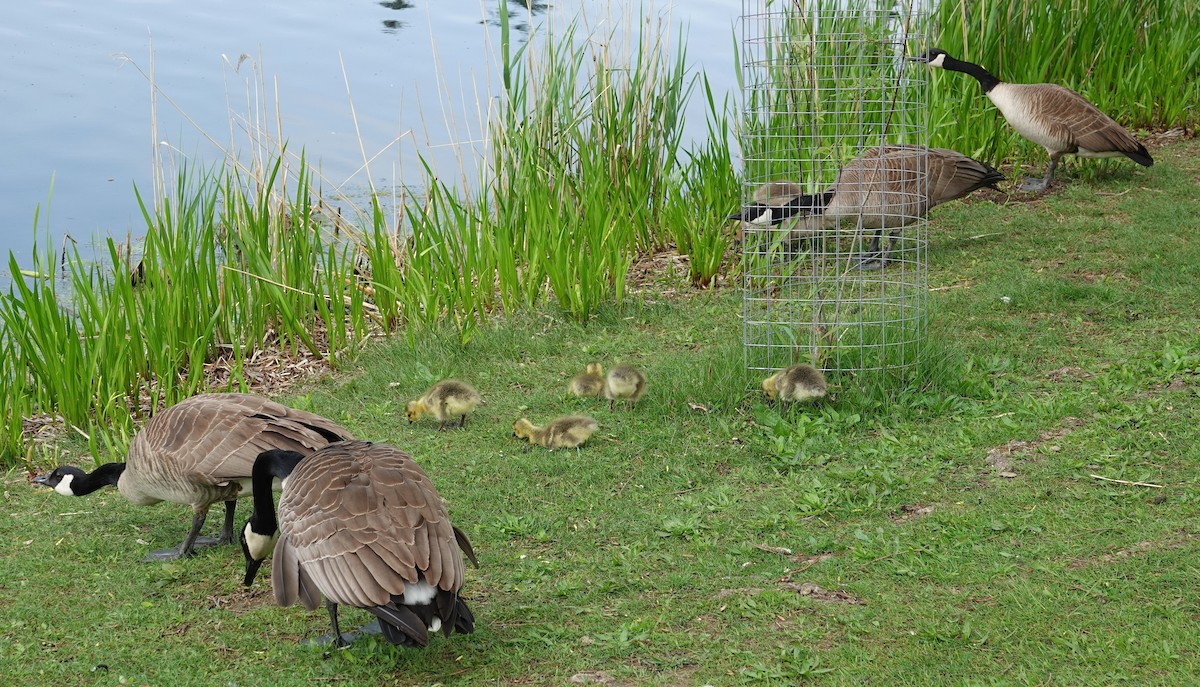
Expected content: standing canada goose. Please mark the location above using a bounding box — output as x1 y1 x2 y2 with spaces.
241 442 477 648
730 145 1003 269
567 363 606 398
512 415 599 450
910 48 1152 192
31 393 350 561
604 364 647 410
762 364 828 403
406 379 481 430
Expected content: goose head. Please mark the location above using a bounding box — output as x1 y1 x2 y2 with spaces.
240 448 305 586
908 48 948 68
240 516 279 586
32 466 85 495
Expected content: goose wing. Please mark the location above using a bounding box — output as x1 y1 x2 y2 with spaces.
126 393 352 485
276 441 466 610
1031 85 1150 161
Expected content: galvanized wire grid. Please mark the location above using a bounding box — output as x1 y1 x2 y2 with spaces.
740 0 929 380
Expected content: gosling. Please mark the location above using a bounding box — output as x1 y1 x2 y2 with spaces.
568 363 606 398
406 379 481 430
513 415 598 450
762 364 827 403
604 364 647 410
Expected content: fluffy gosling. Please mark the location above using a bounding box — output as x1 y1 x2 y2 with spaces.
568 363 606 398
406 379 481 430
762 364 827 403
604 364 647 410
512 415 598 450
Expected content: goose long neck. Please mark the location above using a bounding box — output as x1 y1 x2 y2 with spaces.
942 55 1001 93
248 449 305 534
74 463 126 495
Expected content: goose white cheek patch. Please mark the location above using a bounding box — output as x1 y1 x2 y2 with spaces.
54 474 75 496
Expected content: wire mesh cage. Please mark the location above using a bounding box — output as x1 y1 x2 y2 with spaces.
739 0 930 382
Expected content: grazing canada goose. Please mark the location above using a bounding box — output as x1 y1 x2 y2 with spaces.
405 379 481 430
604 364 648 410
568 363 606 398
762 364 828 403
910 48 1153 192
241 441 477 648
512 415 599 450
31 393 350 561
730 145 1003 269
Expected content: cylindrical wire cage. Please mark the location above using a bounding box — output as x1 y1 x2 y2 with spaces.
740 0 930 381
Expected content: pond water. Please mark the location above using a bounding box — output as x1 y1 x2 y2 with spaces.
0 0 738 275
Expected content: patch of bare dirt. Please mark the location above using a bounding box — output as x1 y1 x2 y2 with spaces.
890 504 935 523
1066 531 1200 569
1046 366 1092 382
780 582 864 605
984 417 1085 479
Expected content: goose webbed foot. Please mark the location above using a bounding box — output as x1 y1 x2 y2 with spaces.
142 535 226 562
1018 176 1051 193
305 610 383 649
853 254 888 271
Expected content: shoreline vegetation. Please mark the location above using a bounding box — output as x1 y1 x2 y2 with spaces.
2 0 1197 463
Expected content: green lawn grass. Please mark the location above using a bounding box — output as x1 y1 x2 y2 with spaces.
2 142 1197 685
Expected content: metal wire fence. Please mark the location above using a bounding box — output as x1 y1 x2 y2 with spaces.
740 0 930 381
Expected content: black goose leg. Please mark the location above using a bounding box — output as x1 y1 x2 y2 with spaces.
218 500 237 545
1021 154 1059 192
145 509 209 561
306 601 382 648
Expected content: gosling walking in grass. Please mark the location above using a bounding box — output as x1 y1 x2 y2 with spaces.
568 363 606 398
762 364 827 403
406 379 481 430
513 415 598 450
604 364 647 410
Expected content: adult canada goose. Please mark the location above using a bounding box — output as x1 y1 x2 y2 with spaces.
604 364 648 410
729 145 1003 269
512 415 599 450
568 363 606 398
762 364 828 403
405 379 481 430
241 442 477 648
31 393 350 561
910 48 1152 192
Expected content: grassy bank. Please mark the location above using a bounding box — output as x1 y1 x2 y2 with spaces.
3 1 1198 460
2 138 1197 684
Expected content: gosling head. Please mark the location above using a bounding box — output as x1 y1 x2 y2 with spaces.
512 418 535 439
405 400 423 424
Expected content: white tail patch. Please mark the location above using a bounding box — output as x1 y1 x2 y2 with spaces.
54 474 76 496
402 580 438 605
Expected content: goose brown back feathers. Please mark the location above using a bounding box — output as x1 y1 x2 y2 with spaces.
271 440 475 647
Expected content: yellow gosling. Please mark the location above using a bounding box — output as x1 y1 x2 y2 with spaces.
568 362 605 398
512 415 598 450
762 364 827 403
406 379 481 430
604 364 647 410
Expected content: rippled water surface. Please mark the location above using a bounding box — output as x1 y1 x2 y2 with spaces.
0 0 737 271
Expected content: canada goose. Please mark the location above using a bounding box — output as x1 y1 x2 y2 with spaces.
604 364 647 410
910 49 1152 192
568 363 606 398
512 415 599 450
241 441 477 648
730 145 1003 268
31 393 350 561
406 379 481 430
762 364 828 403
